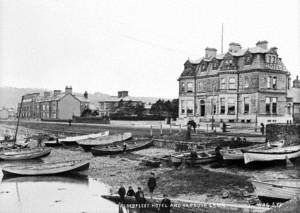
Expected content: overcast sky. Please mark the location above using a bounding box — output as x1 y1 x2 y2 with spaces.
0 0 299 98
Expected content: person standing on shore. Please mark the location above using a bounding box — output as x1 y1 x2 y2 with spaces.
126 186 135 197
159 194 171 213
135 187 146 204
260 123 265 135
118 186 126 204
147 172 157 199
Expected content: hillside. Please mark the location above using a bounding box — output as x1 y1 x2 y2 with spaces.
0 87 166 108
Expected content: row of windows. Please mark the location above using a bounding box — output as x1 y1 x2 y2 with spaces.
181 97 278 116
181 97 250 115
180 75 280 93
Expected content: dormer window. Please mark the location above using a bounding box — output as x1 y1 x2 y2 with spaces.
212 59 219 70
244 54 253 65
201 62 207 72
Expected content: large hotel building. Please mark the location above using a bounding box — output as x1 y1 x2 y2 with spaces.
178 41 293 126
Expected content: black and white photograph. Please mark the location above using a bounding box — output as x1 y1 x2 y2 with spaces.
0 0 300 212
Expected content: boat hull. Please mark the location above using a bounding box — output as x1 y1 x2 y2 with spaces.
91 140 153 156
244 145 300 164
171 151 216 166
220 149 243 160
78 132 132 152
252 179 300 202
0 148 51 160
2 160 90 176
59 131 109 144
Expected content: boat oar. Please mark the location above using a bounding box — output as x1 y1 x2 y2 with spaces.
285 155 294 168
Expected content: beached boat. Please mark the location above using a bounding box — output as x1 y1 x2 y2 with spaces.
220 144 269 161
252 179 300 202
59 131 109 144
90 140 153 156
0 147 51 160
171 150 216 166
78 132 132 151
1 160 90 176
243 145 300 164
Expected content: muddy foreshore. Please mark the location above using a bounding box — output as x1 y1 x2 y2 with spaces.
0 123 255 206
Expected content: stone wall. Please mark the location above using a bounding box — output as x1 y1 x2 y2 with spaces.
266 123 300 143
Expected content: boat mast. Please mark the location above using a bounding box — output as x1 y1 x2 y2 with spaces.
14 95 24 143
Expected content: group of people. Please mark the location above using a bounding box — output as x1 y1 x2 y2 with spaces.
117 172 171 213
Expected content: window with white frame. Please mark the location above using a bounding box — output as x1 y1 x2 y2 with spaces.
220 78 226 89
227 98 235 115
220 98 225 114
244 97 250 114
181 100 185 114
267 76 271 88
186 101 193 114
187 82 193 93
229 77 236 89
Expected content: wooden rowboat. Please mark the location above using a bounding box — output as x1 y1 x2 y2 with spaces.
220 144 270 161
78 132 132 151
243 145 300 164
91 140 153 156
59 131 109 144
1 160 90 176
0 147 51 160
252 179 300 203
171 150 216 166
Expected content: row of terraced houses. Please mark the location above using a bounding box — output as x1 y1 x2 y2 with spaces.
178 41 294 126
18 86 89 120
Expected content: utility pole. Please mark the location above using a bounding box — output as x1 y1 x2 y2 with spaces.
221 23 224 54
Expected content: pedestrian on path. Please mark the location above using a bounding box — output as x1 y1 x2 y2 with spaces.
147 172 157 199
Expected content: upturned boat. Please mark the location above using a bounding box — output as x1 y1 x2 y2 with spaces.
58 130 109 144
170 150 216 166
0 147 51 160
78 132 132 151
243 144 300 164
1 159 89 176
90 139 153 156
252 179 300 203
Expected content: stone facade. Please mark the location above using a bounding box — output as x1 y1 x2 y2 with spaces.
178 41 293 126
18 86 89 120
288 76 300 123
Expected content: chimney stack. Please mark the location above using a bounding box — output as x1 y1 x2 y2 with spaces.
65 86 72 94
53 90 61 96
205 47 217 58
118 91 129 98
256 40 268 49
44 91 51 98
84 91 88 99
229 42 241 53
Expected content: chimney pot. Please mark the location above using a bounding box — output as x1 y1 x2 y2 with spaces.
256 40 268 49
229 42 242 53
205 47 217 58
65 86 72 94
118 91 129 98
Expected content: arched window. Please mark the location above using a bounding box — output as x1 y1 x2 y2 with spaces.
200 100 205 116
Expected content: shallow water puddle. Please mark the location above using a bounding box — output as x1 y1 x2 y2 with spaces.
0 175 117 213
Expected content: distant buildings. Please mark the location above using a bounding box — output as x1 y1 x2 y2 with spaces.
18 86 90 120
0 107 16 119
178 41 293 126
288 76 300 123
98 91 144 116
